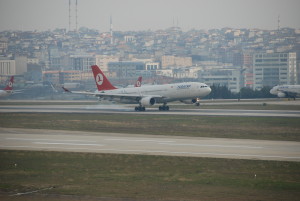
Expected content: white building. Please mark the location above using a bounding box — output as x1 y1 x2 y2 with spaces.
95 55 119 72
198 69 242 93
253 52 297 90
0 58 16 82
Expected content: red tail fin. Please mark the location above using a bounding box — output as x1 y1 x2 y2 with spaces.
135 76 142 87
4 76 14 91
91 65 117 91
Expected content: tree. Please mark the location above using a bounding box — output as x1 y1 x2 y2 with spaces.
206 84 233 99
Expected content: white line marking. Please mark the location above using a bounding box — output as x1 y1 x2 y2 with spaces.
105 138 175 143
11 187 54 196
34 142 104 146
6 138 95 143
159 143 263 149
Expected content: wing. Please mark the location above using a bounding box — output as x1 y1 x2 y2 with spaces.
62 87 97 95
62 87 163 102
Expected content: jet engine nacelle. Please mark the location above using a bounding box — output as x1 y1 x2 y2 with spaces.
140 97 156 106
277 92 286 98
180 98 198 104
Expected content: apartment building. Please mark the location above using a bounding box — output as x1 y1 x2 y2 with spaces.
253 52 297 90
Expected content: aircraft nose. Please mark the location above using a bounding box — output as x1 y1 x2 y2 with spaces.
205 86 212 95
270 87 277 95
207 86 212 93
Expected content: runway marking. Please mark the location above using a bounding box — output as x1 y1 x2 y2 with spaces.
6 138 96 143
159 143 263 149
105 138 175 143
0 145 105 151
5 138 95 142
34 142 104 146
1 146 299 161
10 187 54 196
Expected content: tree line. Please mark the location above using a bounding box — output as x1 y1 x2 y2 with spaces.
206 84 277 99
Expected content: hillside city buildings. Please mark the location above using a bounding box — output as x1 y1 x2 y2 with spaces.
0 27 300 93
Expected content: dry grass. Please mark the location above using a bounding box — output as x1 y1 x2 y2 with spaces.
1 151 300 201
0 113 299 141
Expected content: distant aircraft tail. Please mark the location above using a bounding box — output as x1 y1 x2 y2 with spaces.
4 76 14 91
91 65 117 91
135 76 142 87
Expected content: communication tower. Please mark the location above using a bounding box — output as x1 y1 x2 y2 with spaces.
277 14 280 32
68 0 78 32
110 15 113 45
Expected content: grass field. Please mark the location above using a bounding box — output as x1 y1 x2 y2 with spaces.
0 113 299 141
0 150 300 201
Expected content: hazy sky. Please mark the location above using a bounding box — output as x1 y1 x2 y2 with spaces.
0 0 299 32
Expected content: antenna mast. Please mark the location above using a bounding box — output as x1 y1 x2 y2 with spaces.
277 14 280 33
76 0 78 32
69 0 71 31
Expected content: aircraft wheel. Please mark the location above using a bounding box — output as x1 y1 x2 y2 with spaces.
135 106 146 111
159 106 169 111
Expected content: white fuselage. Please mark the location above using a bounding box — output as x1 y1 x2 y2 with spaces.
270 85 300 98
95 82 211 104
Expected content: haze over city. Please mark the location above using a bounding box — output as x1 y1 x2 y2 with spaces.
0 0 300 31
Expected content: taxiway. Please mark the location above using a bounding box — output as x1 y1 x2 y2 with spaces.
0 128 299 162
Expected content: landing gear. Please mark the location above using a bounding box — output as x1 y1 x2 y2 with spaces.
159 103 169 111
135 106 146 111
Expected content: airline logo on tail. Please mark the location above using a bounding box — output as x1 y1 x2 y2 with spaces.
91 65 117 91
96 73 103 86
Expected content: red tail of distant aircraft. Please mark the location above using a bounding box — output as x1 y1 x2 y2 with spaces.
0 76 14 97
134 76 142 87
4 76 14 90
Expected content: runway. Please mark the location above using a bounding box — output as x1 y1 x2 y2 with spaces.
0 104 300 117
1 128 299 162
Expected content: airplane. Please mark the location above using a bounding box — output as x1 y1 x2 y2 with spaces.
270 85 300 99
63 65 211 111
0 76 14 97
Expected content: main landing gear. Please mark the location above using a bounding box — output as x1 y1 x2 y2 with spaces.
135 106 145 111
134 103 169 112
159 103 169 111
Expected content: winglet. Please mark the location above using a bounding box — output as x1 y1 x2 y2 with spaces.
135 76 142 87
4 76 14 91
91 65 117 91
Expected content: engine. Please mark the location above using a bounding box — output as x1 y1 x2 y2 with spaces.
180 98 198 104
140 97 156 106
277 92 286 98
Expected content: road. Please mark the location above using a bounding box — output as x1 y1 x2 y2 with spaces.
1 128 299 162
